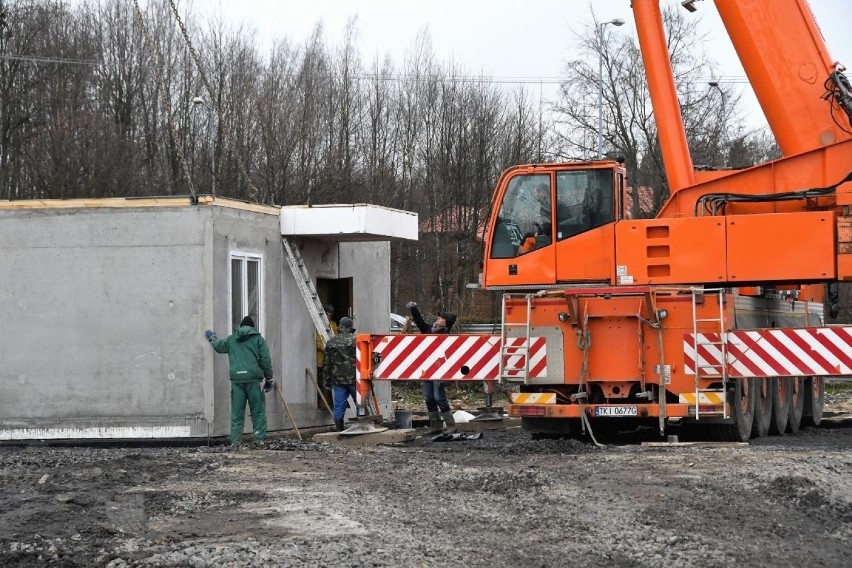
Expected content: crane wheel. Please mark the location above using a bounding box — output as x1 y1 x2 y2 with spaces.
768 377 790 435
785 377 805 434
713 377 755 442
751 377 772 438
801 376 825 427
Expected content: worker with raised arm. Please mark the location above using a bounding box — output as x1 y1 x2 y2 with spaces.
323 316 357 431
205 316 274 447
406 301 458 435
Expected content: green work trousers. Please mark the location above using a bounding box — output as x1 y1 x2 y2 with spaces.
230 380 267 445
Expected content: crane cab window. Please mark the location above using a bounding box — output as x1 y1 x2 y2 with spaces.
490 174 552 259
555 169 614 241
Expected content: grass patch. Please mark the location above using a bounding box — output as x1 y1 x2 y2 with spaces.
826 379 852 395
391 381 517 410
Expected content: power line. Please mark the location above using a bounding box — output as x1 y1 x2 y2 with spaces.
0 52 564 84
0 53 100 66
0 53 753 88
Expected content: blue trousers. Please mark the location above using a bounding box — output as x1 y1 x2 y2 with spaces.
333 384 357 420
422 381 450 413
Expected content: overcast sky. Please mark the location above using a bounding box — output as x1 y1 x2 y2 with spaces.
197 0 852 130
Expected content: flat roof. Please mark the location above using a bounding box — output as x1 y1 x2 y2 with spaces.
0 196 280 215
280 203 418 242
0 197 420 242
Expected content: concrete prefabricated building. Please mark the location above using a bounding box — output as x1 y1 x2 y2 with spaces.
0 197 417 441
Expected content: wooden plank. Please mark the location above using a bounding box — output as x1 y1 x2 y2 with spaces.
641 441 749 448
0 197 200 210
313 428 417 446
0 196 279 215
456 418 521 432
210 197 280 215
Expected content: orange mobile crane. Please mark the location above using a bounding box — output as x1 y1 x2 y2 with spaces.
356 0 852 441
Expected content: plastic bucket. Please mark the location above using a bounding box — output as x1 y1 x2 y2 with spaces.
394 410 413 429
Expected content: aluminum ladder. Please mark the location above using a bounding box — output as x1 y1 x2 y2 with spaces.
282 237 335 342
690 287 729 419
499 293 533 385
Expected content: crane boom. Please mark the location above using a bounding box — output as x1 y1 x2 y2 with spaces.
716 0 852 156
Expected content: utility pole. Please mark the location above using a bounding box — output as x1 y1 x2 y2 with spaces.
708 81 727 168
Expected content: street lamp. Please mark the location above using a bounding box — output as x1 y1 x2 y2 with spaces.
597 18 625 159
192 96 216 195
681 0 703 13
708 81 726 167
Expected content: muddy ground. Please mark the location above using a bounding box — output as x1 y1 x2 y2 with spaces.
2 394 851 567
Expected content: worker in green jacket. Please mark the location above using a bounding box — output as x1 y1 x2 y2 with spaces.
205 316 274 447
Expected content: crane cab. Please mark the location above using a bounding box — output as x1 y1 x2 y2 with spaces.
482 161 627 289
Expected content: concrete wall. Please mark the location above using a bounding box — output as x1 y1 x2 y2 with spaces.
0 206 213 438
0 203 394 440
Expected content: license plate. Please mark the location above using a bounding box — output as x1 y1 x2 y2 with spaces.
595 406 638 417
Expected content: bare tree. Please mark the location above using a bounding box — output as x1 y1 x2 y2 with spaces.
0 2 561 319
554 6 739 217
359 53 398 205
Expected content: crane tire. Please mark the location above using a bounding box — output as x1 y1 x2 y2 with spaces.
801 376 825 427
785 376 805 434
768 377 790 435
751 377 772 438
713 378 755 442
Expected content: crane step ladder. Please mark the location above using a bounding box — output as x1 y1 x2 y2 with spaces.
499 293 533 385
687 287 729 419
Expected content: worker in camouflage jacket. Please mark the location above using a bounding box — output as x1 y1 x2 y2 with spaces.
323 316 358 431
205 316 274 446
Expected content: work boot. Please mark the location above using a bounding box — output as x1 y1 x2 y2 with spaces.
335 419 345 432
427 411 442 434
441 410 457 434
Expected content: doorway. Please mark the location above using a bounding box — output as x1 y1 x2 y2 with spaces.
315 277 353 409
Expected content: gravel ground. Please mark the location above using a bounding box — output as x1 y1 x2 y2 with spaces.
2 395 851 567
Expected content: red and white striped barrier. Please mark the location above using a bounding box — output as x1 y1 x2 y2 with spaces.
364 334 547 381
684 327 852 377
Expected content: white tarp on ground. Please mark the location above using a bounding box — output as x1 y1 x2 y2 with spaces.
453 410 476 423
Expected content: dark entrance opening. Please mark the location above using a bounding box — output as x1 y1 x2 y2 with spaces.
315 277 353 409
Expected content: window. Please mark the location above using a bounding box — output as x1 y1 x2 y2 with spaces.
230 253 263 332
489 174 552 259
555 169 614 241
